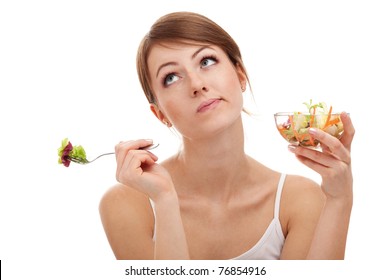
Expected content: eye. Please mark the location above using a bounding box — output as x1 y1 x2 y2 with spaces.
163 73 179 86
200 56 217 68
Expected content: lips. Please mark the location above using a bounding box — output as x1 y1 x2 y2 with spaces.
197 98 222 113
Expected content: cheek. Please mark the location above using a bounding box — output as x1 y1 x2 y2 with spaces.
159 98 185 123
215 66 242 92
221 71 244 111
219 71 244 107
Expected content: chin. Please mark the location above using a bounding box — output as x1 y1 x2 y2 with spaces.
182 113 243 141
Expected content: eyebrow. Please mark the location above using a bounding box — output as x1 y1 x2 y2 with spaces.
155 46 213 78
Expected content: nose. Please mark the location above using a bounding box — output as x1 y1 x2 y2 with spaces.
193 86 208 96
189 72 208 97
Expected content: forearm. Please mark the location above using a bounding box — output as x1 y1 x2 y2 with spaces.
307 198 353 259
153 193 190 259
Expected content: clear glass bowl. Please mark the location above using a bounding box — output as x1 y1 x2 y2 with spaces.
274 112 345 147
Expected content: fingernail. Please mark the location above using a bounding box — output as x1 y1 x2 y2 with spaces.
309 128 317 135
288 145 297 152
145 139 153 143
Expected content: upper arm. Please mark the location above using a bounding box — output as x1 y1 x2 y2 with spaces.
99 184 155 260
279 176 325 260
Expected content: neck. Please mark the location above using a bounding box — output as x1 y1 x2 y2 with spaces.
174 117 251 201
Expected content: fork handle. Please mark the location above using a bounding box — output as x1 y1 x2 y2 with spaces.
89 143 159 162
89 152 115 162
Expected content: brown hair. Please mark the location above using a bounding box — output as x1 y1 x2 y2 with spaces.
136 12 251 105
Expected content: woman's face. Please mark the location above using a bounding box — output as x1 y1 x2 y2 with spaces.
147 42 246 140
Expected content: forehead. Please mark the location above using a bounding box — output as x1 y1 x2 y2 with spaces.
149 42 196 60
147 42 226 69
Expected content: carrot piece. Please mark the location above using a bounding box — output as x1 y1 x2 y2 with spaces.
323 105 333 129
308 107 316 145
309 107 316 127
323 118 340 129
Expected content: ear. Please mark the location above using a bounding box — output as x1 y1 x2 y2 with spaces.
150 103 165 122
235 63 247 92
150 103 171 126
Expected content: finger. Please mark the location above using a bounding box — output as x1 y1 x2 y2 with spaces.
309 128 350 164
319 142 331 152
115 139 155 153
292 150 351 184
339 112 355 150
116 150 157 182
115 139 155 166
145 151 159 162
319 142 342 161
125 150 157 172
289 145 340 168
294 153 330 175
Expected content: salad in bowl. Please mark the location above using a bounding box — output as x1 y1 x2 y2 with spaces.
274 100 345 147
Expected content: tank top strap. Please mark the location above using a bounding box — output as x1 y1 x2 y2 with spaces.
274 173 286 219
149 198 156 241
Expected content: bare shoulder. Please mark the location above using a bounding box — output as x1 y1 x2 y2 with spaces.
99 184 154 259
281 174 325 219
284 174 324 198
99 183 152 213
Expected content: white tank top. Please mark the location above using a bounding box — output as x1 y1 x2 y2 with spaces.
232 173 286 259
150 173 286 260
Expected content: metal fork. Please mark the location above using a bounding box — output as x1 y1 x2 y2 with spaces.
67 143 159 165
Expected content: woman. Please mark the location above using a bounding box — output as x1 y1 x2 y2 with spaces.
99 12 355 260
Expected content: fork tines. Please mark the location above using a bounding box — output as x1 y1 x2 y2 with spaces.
68 156 88 164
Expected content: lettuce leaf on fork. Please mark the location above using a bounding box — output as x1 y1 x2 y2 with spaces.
58 138 87 167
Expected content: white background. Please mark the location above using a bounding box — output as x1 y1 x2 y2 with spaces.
1 0 389 279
